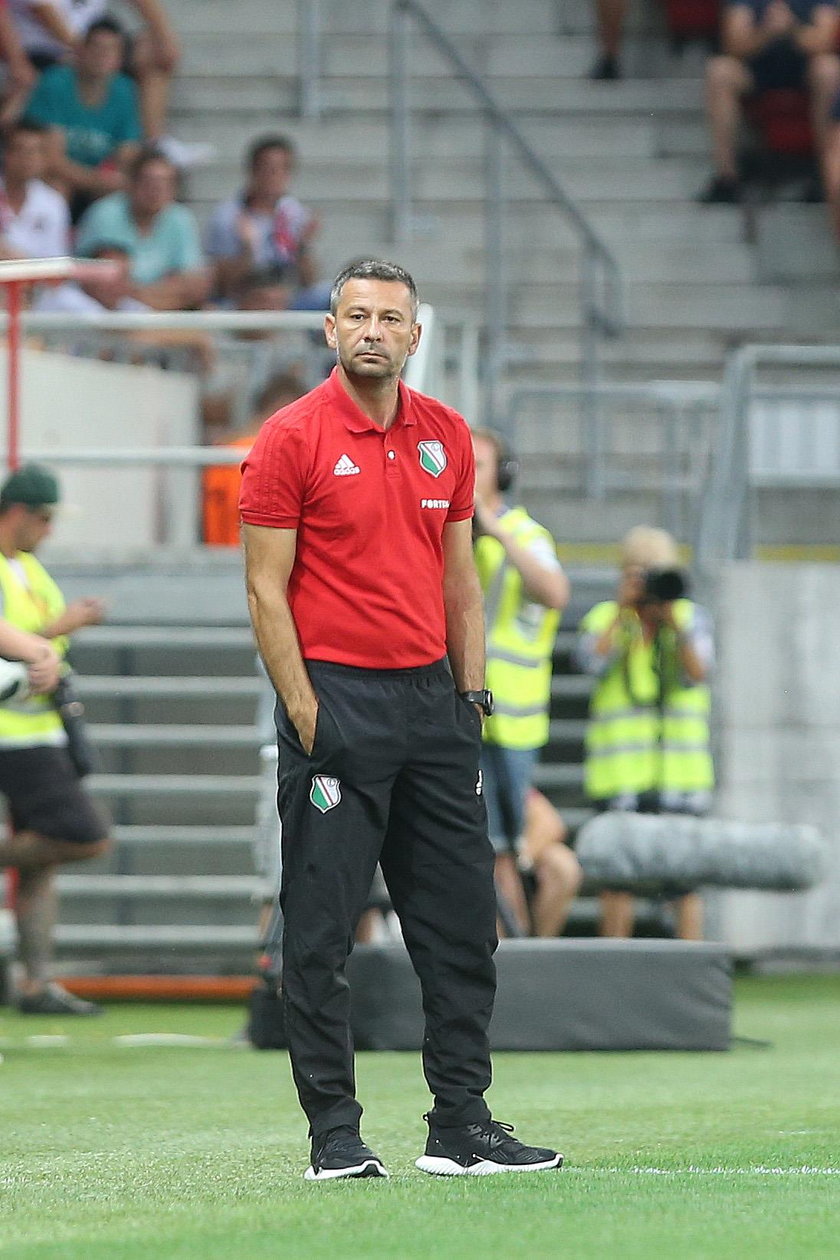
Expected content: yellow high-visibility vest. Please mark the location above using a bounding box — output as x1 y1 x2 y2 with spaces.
0 551 66 748
580 599 713 801
475 506 560 750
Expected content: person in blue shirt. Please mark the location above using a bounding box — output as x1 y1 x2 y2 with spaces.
697 0 840 202
76 146 209 309
24 17 141 217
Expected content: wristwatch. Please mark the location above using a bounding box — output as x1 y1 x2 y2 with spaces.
459 689 494 717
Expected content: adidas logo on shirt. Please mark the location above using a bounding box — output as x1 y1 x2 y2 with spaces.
333 454 360 476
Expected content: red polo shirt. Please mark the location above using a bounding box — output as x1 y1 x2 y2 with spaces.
239 368 475 668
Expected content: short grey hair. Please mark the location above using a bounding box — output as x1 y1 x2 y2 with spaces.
329 258 419 319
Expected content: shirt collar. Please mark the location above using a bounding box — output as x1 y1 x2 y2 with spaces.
326 367 416 433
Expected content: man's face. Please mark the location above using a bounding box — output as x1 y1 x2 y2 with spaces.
3 131 46 184
251 147 295 200
472 435 499 504
12 504 54 553
80 30 124 79
324 278 420 383
130 159 176 218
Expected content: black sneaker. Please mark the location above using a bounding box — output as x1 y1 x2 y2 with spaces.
304 1126 389 1182
697 174 741 204
415 1114 563 1176
17 983 103 1016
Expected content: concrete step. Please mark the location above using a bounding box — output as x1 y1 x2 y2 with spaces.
88 773 260 796
54 924 256 949
78 676 262 698
175 113 668 163
57 874 262 899
331 236 755 286
188 154 708 206
78 626 255 650
172 73 703 118
168 0 565 37
111 825 255 845
90 724 260 747
510 281 787 332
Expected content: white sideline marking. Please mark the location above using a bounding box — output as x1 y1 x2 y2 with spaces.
617 1166 840 1176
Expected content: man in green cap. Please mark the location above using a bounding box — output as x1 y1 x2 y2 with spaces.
0 463 111 1015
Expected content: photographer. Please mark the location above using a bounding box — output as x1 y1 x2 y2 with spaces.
0 463 111 1015
574 526 714 940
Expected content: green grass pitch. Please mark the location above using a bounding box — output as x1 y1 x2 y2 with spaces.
1 973 838 1259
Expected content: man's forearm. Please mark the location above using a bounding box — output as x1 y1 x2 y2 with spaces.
246 580 316 728
444 571 486 692
492 526 569 609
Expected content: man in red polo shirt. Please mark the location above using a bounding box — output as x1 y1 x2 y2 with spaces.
240 258 563 1182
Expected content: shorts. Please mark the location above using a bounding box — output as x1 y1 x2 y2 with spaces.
747 40 808 92
0 745 109 845
480 743 539 855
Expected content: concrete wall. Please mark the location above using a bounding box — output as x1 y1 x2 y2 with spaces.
1 347 199 552
710 563 840 953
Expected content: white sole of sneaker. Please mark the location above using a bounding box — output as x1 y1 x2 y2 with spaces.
304 1160 389 1181
415 1154 563 1176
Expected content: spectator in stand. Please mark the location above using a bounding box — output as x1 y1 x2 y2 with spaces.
76 146 209 309
3 1 202 165
203 369 306 548
589 0 627 80
697 0 840 203
0 0 36 123
574 526 714 940
205 134 328 310
0 118 69 258
519 788 583 938
23 18 141 219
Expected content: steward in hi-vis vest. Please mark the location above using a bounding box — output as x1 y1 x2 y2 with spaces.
471 430 569 937
0 462 111 1017
578 597 714 805
574 524 715 943
474 505 562 752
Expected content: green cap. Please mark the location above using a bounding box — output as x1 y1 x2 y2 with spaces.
0 463 61 508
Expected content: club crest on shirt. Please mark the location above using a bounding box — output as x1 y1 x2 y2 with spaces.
418 440 447 478
310 775 342 813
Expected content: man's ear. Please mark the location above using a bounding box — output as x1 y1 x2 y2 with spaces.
323 313 337 349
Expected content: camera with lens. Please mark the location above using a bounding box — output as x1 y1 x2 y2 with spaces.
640 568 688 604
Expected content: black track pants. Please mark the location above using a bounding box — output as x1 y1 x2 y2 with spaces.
275 658 498 1138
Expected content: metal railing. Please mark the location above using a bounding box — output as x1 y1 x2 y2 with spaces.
389 0 623 428
297 0 323 118
695 344 840 568
508 381 721 539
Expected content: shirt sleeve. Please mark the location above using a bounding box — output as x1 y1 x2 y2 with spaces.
204 201 239 259
22 67 56 125
239 418 308 528
75 197 110 255
446 415 475 522
112 76 142 145
170 207 204 272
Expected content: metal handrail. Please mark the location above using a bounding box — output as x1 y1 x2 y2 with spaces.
388 0 624 428
297 0 322 118
695 343 840 569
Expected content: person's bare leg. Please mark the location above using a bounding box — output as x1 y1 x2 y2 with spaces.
674 892 704 940
531 844 583 937
0 830 97 871
595 0 626 60
704 55 754 179
15 865 58 996
807 53 840 158
822 124 840 235
599 890 635 937
132 32 172 141
494 852 530 936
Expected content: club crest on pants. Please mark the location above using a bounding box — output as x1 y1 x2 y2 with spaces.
310 775 342 813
